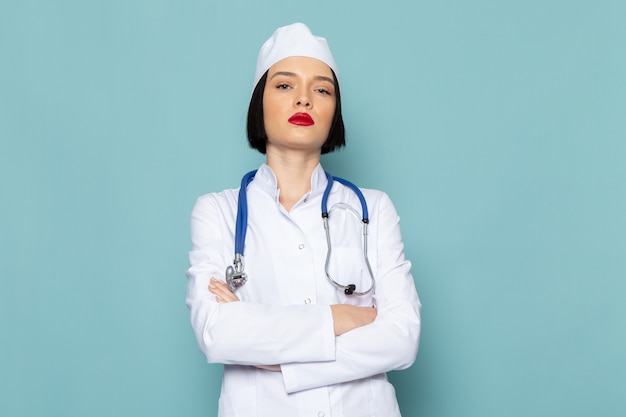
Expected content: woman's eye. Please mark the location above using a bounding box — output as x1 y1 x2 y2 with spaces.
277 84 290 89
316 88 332 95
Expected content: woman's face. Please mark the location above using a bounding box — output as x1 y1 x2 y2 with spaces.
263 56 336 154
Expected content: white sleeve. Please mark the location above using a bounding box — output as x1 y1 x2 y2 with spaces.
185 194 336 366
281 192 421 393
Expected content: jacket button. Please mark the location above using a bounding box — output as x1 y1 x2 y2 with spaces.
304 298 311 304
298 244 305 249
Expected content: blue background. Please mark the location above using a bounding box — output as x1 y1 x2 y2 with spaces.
1 1 625 416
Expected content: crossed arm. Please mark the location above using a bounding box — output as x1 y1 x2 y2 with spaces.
209 277 377 337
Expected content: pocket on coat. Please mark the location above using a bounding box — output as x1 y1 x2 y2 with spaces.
327 247 377 305
370 376 401 417
217 384 256 417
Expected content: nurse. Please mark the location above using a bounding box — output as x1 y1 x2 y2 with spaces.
186 23 421 416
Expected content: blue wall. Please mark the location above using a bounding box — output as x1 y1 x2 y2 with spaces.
2 1 625 416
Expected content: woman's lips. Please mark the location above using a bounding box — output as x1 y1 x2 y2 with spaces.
288 112 314 126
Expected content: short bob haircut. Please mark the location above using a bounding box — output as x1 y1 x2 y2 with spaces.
247 69 346 155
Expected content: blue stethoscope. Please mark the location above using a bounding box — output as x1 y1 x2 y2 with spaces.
225 170 376 296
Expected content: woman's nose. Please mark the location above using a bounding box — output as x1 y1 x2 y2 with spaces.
294 92 311 108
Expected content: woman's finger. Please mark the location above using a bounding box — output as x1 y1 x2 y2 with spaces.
209 278 240 303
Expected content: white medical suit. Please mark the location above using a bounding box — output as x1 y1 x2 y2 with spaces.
186 163 421 417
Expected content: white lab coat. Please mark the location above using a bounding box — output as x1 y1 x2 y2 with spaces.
186 164 421 417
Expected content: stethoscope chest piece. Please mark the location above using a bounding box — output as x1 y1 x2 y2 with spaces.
226 254 247 292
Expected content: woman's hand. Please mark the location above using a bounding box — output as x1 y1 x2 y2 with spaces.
209 278 240 303
330 304 377 336
254 364 281 372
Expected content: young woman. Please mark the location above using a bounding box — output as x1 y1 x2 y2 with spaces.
186 23 421 417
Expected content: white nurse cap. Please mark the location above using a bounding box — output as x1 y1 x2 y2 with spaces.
253 23 339 89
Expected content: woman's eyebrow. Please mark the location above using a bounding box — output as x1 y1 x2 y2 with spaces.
270 71 297 79
269 71 333 84
315 75 334 84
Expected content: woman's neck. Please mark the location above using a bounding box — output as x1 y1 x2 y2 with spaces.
266 149 321 212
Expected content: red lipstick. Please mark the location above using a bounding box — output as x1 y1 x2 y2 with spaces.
288 112 314 126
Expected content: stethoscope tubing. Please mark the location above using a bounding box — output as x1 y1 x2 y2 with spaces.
228 170 375 295
234 170 257 256
321 172 369 222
